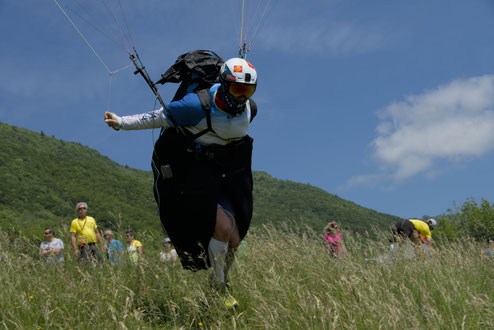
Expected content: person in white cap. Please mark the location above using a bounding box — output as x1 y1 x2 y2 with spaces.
391 218 437 247
160 237 178 262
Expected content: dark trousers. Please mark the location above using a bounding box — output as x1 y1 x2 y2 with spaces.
390 220 416 242
79 243 101 262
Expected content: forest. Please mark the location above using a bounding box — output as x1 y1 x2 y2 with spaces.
0 122 400 236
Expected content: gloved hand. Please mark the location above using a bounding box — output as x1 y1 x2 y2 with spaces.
104 111 121 131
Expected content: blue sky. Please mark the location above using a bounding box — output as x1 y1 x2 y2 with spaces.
2 0 494 219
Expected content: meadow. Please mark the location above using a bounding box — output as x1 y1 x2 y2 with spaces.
0 224 492 329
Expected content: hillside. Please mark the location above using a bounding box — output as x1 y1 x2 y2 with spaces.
0 122 400 235
252 171 400 232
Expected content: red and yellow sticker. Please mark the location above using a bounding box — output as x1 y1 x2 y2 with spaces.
247 61 255 69
233 65 243 73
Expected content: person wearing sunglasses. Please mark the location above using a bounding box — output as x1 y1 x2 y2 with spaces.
70 202 104 262
39 228 64 263
104 57 258 308
125 231 143 263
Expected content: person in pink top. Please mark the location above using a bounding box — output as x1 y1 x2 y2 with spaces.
324 222 346 259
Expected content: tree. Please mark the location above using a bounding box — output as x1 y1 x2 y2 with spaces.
436 198 494 241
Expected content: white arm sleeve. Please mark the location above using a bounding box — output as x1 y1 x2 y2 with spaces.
114 109 171 130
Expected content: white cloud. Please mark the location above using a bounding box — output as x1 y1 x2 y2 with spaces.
367 75 494 182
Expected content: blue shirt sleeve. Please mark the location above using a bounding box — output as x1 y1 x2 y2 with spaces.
165 93 206 127
117 241 125 252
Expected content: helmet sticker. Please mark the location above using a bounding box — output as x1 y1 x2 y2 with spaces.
247 61 255 69
234 65 243 73
226 74 237 81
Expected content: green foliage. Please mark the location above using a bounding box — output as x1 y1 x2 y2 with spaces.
0 122 399 236
253 171 400 233
0 226 493 328
435 198 494 242
0 123 157 236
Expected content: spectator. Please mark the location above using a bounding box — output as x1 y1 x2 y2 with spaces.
160 237 178 262
39 228 64 263
486 238 494 258
104 230 125 265
324 222 346 259
70 202 104 262
126 231 142 263
390 218 437 248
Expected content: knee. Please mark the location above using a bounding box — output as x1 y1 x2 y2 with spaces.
214 209 233 241
215 220 233 239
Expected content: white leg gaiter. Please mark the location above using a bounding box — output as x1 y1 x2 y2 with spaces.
208 237 229 283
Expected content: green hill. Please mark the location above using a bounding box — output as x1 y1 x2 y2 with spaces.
252 171 400 232
0 122 399 235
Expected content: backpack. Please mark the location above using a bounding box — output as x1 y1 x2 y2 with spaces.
156 50 224 102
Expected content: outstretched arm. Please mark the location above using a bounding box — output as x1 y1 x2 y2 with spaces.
104 93 206 131
104 110 170 131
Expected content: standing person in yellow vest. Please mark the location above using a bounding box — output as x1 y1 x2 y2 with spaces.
70 202 104 261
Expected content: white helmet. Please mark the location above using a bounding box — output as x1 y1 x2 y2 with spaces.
220 58 257 100
220 58 257 85
427 218 437 228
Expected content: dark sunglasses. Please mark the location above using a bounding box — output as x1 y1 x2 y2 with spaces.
44 232 52 235
78 207 87 210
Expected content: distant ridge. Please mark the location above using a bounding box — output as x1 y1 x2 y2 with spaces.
0 122 400 235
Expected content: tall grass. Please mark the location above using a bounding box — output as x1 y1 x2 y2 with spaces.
0 224 492 329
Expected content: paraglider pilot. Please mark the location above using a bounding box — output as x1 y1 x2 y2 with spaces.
104 56 258 308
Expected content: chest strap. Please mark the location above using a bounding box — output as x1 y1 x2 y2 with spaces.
191 89 215 140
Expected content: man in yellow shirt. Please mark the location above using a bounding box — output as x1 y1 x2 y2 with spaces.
391 218 437 247
70 202 104 261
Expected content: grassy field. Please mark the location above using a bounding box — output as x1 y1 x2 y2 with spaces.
0 224 493 329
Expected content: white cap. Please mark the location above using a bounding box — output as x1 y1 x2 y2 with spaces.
427 218 437 228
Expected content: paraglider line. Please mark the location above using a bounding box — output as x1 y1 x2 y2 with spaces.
239 0 246 56
249 0 272 48
68 0 128 53
244 0 262 44
107 74 113 112
99 0 133 52
229 1 240 45
110 64 131 76
53 0 112 74
118 0 135 47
